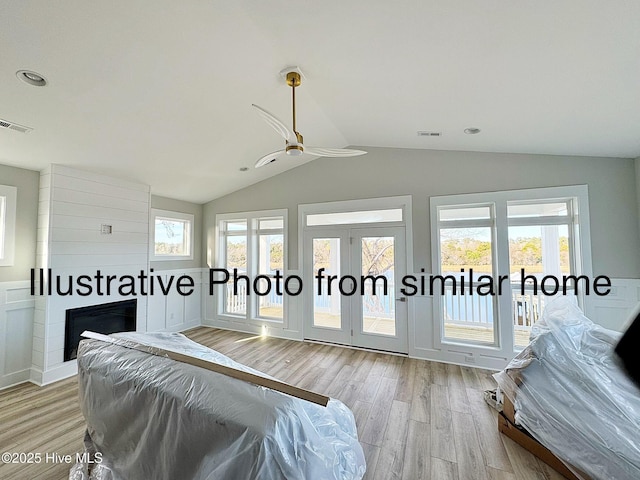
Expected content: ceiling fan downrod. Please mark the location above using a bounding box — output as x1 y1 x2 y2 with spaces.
286 71 303 147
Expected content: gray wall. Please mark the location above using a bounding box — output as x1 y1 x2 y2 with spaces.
0 164 39 282
151 195 203 270
204 147 640 278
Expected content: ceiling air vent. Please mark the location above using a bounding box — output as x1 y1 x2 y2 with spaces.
0 118 33 134
417 131 441 137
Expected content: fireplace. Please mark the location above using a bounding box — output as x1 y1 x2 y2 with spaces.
64 299 137 361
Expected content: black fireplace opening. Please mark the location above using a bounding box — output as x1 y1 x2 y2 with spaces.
64 299 137 361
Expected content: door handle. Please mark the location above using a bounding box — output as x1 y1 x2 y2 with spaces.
396 297 407 302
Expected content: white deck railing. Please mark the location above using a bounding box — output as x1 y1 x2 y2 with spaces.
224 280 557 330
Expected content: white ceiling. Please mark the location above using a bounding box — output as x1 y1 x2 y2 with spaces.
1 1 639 203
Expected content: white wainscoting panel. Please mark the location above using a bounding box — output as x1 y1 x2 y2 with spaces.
1 281 35 390
146 268 202 333
584 278 640 332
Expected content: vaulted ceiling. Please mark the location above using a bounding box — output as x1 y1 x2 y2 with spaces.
1 1 639 203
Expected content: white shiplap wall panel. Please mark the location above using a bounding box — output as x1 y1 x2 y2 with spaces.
52 214 149 233
48 328 64 348
9 166 206 387
39 172 51 189
32 165 151 384
52 188 148 212
32 266 153 280
49 242 148 256
31 166 51 384
52 165 150 192
49 253 149 268
50 228 148 244
53 174 151 202
52 202 149 223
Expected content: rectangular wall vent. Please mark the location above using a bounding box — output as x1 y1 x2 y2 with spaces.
0 118 33 134
417 131 441 137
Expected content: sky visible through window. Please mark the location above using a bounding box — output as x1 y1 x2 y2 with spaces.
155 217 189 255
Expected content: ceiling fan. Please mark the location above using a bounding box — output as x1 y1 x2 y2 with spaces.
252 68 366 168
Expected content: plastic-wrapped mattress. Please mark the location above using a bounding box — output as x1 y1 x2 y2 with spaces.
70 332 366 480
494 298 640 480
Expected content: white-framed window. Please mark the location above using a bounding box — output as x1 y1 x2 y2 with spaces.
216 209 287 322
150 209 194 261
0 185 17 267
431 185 592 355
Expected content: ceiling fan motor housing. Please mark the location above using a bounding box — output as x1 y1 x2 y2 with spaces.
286 144 304 156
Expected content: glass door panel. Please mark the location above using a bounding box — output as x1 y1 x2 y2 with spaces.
361 236 396 336
352 228 408 353
312 238 342 329
304 227 408 353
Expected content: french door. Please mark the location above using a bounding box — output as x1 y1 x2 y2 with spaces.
303 226 408 353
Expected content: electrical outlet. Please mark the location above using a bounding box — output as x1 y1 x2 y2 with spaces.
464 355 476 364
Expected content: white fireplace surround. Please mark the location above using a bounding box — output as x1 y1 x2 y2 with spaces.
28 165 150 384
21 165 200 387
1 165 196 388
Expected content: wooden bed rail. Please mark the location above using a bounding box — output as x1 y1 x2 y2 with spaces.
80 331 330 407
498 396 584 480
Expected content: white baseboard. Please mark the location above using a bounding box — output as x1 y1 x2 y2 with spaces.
33 360 78 386
162 320 201 333
0 368 32 391
202 319 302 341
29 366 43 386
410 346 507 371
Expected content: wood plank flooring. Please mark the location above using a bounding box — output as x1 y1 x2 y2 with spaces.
0 327 569 480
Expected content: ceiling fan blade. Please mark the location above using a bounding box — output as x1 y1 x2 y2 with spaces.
255 149 286 168
304 147 367 157
251 104 298 145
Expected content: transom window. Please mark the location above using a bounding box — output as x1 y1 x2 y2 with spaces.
306 208 403 226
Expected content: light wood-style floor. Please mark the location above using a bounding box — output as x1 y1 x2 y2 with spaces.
0 327 568 480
